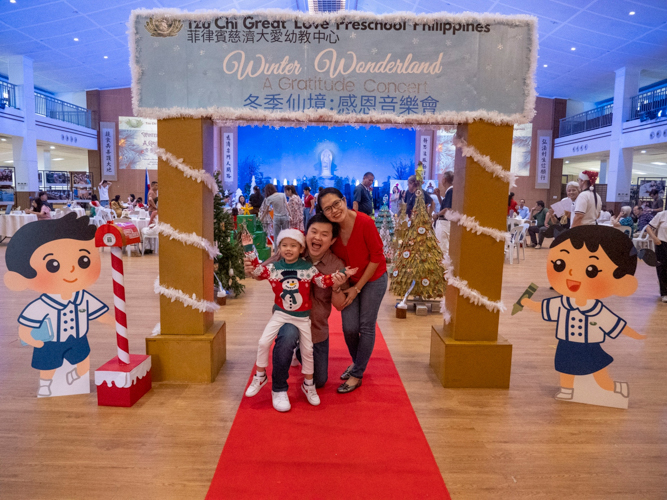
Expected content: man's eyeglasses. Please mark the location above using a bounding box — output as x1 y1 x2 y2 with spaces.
322 198 345 215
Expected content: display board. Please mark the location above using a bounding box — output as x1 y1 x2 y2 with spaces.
119 116 158 169
130 9 537 126
72 172 94 202
0 167 14 206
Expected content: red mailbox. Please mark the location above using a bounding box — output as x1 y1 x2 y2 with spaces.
95 221 141 248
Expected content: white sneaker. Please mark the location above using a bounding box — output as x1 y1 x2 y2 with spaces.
302 382 321 406
555 387 574 400
245 373 268 397
661 296 667 303
66 368 80 385
272 391 291 412
37 379 52 397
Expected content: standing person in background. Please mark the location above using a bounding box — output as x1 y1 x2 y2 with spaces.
265 183 290 250
236 195 247 211
313 187 324 211
432 171 454 256
285 185 304 231
353 172 375 216
390 185 401 215
508 192 518 216
303 186 314 227
249 185 263 216
526 200 548 248
646 209 667 303
98 180 111 207
517 199 530 219
649 188 664 214
147 181 158 217
572 171 601 227
404 175 435 217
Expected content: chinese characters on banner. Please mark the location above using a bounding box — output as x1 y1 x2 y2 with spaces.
100 122 117 181
420 134 431 172
223 132 234 185
132 11 536 126
535 130 552 189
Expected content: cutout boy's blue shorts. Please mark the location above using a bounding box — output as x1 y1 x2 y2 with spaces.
31 335 91 371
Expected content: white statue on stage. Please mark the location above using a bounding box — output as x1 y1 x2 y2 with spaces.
320 149 333 179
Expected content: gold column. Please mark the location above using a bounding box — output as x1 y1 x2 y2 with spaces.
145 118 226 382
430 122 513 388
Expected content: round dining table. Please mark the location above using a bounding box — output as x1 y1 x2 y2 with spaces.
0 213 38 241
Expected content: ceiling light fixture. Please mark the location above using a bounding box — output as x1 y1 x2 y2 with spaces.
571 47 576 51
52 158 64 161
0 138 6 141
629 11 635 15
641 150 646 153
565 161 570 163
74 37 79 41
650 162 666 165
50 146 55 149
104 55 108 59
10 0 16 3
634 171 646 175
4 160 13 163
543 64 548 67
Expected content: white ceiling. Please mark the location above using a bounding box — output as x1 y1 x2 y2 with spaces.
0 0 666 102
0 136 89 171
562 144 667 181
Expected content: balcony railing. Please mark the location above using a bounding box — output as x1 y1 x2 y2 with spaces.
631 85 667 121
559 103 614 138
34 92 94 129
0 80 19 110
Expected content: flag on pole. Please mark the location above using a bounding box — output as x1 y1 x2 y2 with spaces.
144 169 150 202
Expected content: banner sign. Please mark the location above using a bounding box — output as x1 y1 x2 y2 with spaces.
419 134 431 172
119 117 158 170
130 10 537 126
536 129 552 189
100 122 117 181
223 131 234 184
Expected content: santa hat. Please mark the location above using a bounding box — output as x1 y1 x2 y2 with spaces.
579 170 599 185
276 228 305 248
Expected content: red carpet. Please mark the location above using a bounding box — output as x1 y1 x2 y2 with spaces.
206 311 450 499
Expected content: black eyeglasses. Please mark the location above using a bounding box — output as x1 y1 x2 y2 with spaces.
322 198 345 215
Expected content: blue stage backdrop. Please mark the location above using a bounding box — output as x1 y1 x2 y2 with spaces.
237 125 416 205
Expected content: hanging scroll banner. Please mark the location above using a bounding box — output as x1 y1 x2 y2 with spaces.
130 9 537 126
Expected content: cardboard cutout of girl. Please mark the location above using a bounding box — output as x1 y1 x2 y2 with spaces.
3 214 114 397
520 225 647 409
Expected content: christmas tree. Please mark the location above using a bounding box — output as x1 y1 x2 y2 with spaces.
375 195 394 236
395 201 409 243
390 189 446 300
214 172 245 296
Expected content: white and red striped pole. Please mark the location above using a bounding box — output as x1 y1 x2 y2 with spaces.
110 246 130 364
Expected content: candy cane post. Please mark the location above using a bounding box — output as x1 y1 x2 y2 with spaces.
93 221 152 407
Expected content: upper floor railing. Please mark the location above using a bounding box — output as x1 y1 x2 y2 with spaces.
0 80 19 110
631 85 667 121
558 103 614 138
34 91 95 129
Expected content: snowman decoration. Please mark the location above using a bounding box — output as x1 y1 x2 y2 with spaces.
280 270 303 311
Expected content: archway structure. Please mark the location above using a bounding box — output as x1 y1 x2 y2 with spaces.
131 8 537 385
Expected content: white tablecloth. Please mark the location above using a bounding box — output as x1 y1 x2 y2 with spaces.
0 214 38 238
51 207 86 219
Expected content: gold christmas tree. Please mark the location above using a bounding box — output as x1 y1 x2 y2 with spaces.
390 189 446 299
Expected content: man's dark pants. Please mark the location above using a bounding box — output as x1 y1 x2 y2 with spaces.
272 323 329 392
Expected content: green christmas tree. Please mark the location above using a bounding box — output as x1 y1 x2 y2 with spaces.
375 195 394 236
214 172 245 296
390 189 446 300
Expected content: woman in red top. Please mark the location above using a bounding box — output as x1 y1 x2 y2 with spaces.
318 187 387 393
508 192 518 216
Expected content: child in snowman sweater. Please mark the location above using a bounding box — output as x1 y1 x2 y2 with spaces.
242 228 355 407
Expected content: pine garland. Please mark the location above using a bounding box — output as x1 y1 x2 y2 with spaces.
214 172 246 296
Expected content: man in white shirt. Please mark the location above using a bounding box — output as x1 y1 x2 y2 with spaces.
647 210 667 302
517 199 530 219
597 205 612 224
98 180 111 207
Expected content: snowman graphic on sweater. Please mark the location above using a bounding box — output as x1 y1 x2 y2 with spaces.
280 270 303 311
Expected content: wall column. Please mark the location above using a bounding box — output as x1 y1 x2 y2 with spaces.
599 159 608 185
9 56 38 209
430 122 513 388
607 67 639 206
145 117 225 382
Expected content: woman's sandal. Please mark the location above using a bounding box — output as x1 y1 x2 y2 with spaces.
337 380 362 394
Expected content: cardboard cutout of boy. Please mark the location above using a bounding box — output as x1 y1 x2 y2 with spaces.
4 213 115 397
520 226 647 409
